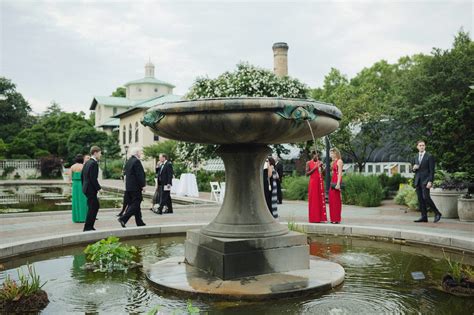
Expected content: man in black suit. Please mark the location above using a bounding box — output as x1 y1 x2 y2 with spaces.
82 146 102 231
274 156 284 204
118 147 146 227
413 140 442 223
156 153 173 215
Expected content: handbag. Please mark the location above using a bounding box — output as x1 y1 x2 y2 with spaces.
330 183 345 190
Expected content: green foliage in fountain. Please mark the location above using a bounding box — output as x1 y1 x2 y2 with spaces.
83 236 139 272
0 264 49 313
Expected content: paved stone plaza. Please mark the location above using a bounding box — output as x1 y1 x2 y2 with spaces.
1 179 472 248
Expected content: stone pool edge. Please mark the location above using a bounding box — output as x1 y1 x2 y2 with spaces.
1 223 473 261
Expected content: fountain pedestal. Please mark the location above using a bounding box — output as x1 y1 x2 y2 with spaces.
185 230 309 280
184 144 309 279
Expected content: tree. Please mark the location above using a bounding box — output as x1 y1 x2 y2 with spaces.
312 65 397 172
180 62 310 164
6 104 120 165
44 101 62 116
144 140 178 161
0 77 33 142
0 139 7 159
111 87 126 97
391 30 474 175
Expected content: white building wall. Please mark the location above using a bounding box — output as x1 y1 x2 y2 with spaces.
126 83 173 100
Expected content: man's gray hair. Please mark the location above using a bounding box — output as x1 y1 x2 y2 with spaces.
130 147 143 157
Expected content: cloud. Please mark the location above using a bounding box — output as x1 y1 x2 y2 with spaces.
1 0 472 113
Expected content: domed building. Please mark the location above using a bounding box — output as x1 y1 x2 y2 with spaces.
89 61 182 166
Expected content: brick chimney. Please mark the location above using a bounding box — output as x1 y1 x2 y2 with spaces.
272 42 289 77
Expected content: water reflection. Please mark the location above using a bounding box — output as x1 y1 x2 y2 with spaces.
0 235 473 314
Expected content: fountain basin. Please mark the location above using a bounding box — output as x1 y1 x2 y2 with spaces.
142 97 342 144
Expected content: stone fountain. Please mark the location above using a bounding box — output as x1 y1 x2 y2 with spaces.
142 97 344 299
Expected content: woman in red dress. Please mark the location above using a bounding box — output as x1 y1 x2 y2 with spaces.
329 148 343 224
306 151 326 223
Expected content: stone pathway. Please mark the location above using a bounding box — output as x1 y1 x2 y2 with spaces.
0 179 472 245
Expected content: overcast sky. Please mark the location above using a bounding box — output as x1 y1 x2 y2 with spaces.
1 0 472 114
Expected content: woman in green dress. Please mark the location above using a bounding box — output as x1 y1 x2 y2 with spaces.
69 154 89 223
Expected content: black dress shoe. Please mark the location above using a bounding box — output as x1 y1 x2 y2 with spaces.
434 213 442 223
83 228 96 232
137 223 146 227
118 218 126 228
414 217 428 223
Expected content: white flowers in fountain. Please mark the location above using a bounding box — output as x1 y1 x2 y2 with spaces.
177 62 309 164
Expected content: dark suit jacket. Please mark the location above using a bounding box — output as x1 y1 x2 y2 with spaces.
158 161 173 186
81 159 101 196
275 162 284 180
124 156 146 191
413 152 435 186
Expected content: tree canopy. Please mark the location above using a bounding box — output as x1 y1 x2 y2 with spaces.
4 99 120 165
312 30 473 175
0 77 34 143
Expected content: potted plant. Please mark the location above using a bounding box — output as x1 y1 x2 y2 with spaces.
458 180 474 222
431 171 468 218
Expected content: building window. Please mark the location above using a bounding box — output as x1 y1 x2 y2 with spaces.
400 164 406 173
129 123 132 143
375 165 381 173
368 164 373 173
154 134 160 141
122 125 126 144
135 122 139 143
113 107 117 115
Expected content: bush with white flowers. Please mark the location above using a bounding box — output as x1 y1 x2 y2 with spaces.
177 62 309 164
185 62 308 99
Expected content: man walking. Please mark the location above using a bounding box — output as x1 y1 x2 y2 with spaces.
413 140 442 223
275 156 284 204
81 146 102 231
155 153 173 215
118 147 146 227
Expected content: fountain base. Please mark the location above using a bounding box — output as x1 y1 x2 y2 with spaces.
184 229 309 280
146 256 345 300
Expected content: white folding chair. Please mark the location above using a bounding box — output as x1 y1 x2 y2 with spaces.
210 182 221 202
219 182 226 204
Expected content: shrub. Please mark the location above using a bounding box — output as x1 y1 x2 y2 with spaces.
195 170 225 192
405 189 419 211
394 185 419 211
342 174 383 207
173 162 189 179
1 166 15 178
83 236 138 272
146 170 156 186
433 170 471 191
102 159 125 180
378 173 409 198
282 176 309 200
40 156 62 178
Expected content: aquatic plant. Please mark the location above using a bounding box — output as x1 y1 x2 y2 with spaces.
0 264 46 302
83 236 138 272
